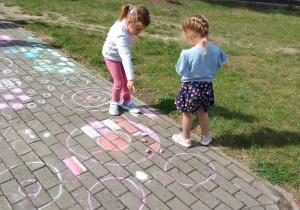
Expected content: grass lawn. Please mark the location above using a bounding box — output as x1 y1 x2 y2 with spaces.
1 0 299 200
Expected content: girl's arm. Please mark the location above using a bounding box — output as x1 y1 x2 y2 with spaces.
115 33 134 80
175 52 190 77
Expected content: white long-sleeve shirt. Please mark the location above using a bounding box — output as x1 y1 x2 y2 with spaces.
102 19 135 80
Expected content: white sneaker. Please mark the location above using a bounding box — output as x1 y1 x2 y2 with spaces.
120 101 141 114
172 133 192 148
109 101 119 115
200 134 212 146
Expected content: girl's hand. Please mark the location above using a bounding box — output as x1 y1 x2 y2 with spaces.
127 80 136 92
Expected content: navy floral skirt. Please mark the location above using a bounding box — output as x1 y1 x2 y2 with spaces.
175 81 214 114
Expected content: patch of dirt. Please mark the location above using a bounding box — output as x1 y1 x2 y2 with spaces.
0 3 45 20
145 0 181 10
132 89 164 105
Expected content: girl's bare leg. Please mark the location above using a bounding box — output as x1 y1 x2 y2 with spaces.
197 109 209 136
182 112 193 139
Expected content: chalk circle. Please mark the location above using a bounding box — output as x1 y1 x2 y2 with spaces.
23 162 63 208
28 89 36 94
43 93 51 98
46 106 55 112
26 76 33 81
0 57 13 69
18 179 42 198
97 131 131 151
61 88 111 112
88 177 146 210
2 69 16 76
47 86 55 91
66 119 161 167
164 153 216 187
41 79 49 84
38 100 45 104
27 103 36 109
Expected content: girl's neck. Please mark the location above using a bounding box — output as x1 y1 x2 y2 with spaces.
194 37 207 47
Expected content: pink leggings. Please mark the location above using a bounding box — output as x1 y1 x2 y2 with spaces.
104 58 130 102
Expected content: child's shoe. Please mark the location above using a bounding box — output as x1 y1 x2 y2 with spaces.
172 133 192 148
120 100 141 114
109 101 119 115
200 134 212 146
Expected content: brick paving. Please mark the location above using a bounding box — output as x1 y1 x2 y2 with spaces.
0 15 298 210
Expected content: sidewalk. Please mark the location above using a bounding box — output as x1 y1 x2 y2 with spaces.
0 15 298 210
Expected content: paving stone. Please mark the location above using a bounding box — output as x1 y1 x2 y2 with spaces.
25 185 52 208
187 170 217 192
44 121 65 135
144 193 171 210
49 143 72 160
34 111 53 123
0 127 20 142
232 177 262 198
27 119 47 133
71 187 101 210
257 194 275 205
191 200 211 210
211 187 244 210
100 174 128 197
118 191 146 209
0 179 24 204
167 182 197 205
0 196 13 210
42 154 67 173
166 197 190 210
235 190 261 207
33 166 59 189
94 189 125 210
265 204 280 210
146 165 174 187
30 141 53 157
78 172 105 195
17 109 36 121
214 203 233 210
50 112 70 125
227 164 255 183
59 169 82 192
212 173 239 194
0 149 23 168
0 163 13 184
189 186 220 208
151 124 173 137
210 161 236 180
10 164 35 185
144 179 174 202
12 198 35 210
0 137 11 154
251 180 280 202
48 185 76 209
56 105 75 117
66 204 84 210
20 152 45 171
205 150 231 166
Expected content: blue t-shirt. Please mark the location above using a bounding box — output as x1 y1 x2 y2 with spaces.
175 44 227 82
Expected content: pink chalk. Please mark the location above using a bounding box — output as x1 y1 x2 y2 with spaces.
141 133 147 137
146 148 152 154
141 139 147 143
160 149 164 153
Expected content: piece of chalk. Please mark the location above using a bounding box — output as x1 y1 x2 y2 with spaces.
160 149 164 153
146 148 151 154
141 139 147 143
141 133 147 137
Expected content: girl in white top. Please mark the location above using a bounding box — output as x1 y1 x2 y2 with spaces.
102 4 150 115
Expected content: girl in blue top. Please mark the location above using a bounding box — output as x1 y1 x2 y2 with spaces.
172 15 227 148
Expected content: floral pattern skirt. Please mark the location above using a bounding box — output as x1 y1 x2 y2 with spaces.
175 81 214 114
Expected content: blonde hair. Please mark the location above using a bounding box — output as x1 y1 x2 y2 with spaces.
118 4 150 27
182 15 209 50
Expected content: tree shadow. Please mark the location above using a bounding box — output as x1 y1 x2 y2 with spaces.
213 127 300 148
202 0 300 17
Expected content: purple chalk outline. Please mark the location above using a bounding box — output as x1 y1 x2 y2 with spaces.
88 177 146 210
164 153 216 187
61 88 111 112
18 179 42 198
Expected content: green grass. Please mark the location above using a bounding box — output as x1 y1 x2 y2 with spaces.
2 0 299 200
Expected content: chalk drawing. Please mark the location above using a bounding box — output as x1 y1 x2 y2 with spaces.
18 179 42 198
135 171 148 181
63 156 87 176
164 153 216 187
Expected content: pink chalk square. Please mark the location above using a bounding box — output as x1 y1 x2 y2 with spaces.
17 95 31 101
9 103 24 110
0 35 12 40
117 121 139 134
102 132 119 141
2 94 15 100
97 127 110 135
63 156 86 176
89 121 104 130
149 142 159 151
0 103 9 110
11 88 23 94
